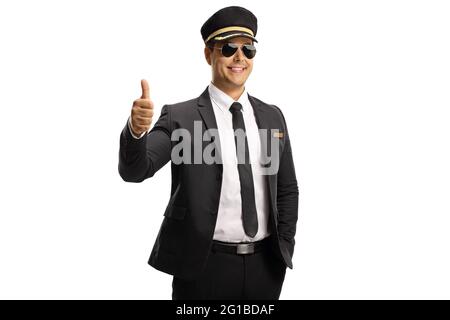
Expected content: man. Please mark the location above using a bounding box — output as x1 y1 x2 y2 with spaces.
119 6 299 300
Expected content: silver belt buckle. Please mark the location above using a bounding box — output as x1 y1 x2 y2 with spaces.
236 243 254 255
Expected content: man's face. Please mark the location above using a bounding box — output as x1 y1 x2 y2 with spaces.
204 37 254 91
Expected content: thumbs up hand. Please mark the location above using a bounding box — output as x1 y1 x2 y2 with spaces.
130 79 154 136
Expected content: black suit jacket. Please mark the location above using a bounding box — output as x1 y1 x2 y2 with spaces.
119 87 299 280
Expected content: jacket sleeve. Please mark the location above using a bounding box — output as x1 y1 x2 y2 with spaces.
118 105 172 182
274 106 299 255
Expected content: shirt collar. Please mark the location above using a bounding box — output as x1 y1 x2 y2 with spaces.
208 82 250 113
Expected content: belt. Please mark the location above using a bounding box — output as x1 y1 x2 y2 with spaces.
211 236 272 255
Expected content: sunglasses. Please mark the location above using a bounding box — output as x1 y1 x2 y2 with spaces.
210 43 257 59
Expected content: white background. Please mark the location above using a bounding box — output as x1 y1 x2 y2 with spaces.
0 0 449 299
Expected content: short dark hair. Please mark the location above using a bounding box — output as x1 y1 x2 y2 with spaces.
205 40 216 49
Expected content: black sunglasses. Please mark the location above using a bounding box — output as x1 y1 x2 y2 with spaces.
210 43 257 59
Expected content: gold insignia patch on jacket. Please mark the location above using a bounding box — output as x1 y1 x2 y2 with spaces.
273 132 284 138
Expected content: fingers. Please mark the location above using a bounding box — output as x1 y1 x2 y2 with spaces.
132 123 151 134
133 97 153 110
131 113 152 135
132 104 154 118
141 79 150 99
131 101 153 135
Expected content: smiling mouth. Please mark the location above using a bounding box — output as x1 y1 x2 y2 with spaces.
227 66 247 73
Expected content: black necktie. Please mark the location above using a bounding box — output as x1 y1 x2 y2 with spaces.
229 102 258 238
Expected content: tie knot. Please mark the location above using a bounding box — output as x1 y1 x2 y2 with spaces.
229 102 243 114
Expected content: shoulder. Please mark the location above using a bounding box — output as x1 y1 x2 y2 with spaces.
164 97 198 111
158 97 198 124
248 94 286 123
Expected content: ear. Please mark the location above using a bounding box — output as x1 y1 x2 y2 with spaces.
204 46 212 66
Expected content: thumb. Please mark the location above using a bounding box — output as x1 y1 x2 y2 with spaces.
140 79 150 99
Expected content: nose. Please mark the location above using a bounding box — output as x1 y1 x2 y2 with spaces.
233 47 245 61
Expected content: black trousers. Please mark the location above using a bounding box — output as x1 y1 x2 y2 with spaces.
172 240 287 300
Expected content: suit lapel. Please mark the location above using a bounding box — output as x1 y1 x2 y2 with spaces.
248 94 272 169
248 94 278 225
197 86 218 131
248 94 270 133
197 87 223 164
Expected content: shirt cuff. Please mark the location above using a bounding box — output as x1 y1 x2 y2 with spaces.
128 117 147 139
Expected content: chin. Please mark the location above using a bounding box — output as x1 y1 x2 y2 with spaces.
228 78 247 88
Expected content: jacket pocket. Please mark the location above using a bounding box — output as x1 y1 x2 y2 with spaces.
163 205 187 220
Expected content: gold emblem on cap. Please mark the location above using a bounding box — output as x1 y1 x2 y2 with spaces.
205 26 254 43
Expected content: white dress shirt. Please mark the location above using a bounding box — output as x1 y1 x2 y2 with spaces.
208 82 270 243
129 83 271 243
